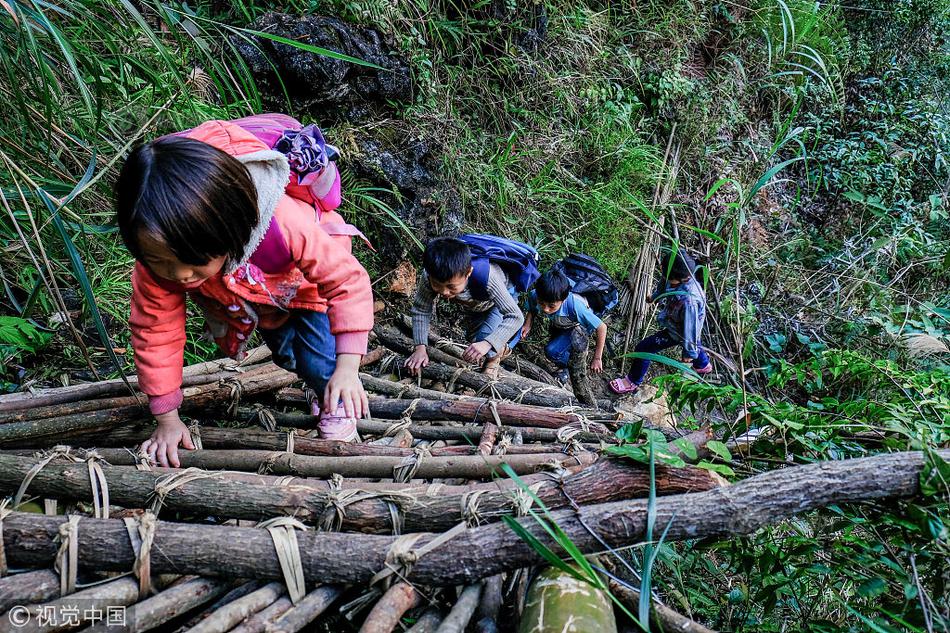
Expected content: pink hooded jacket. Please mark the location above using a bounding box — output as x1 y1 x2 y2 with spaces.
129 120 374 415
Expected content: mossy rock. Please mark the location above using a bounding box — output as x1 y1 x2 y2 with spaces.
517 566 618 633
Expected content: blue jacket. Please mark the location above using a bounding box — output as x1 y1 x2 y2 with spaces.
652 277 706 358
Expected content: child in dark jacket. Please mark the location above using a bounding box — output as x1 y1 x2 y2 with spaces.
609 251 712 394
405 237 524 379
522 268 607 381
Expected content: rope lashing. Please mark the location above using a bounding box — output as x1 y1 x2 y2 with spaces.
273 475 297 487
0 499 10 576
129 448 151 471
460 490 488 527
392 445 431 483
383 418 413 438
370 521 467 588
84 451 110 519
494 433 512 456
54 515 81 595
14 446 81 509
220 377 244 417
188 423 203 450
148 468 218 514
124 512 157 599
258 517 308 604
329 473 344 491
250 404 278 432
318 489 417 534
446 367 466 393
399 398 422 424
258 451 290 475
510 482 546 517
285 431 295 454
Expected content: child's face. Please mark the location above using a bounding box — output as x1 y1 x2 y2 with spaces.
668 276 688 287
429 268 473 300
538 300 563 315
138 231 226 284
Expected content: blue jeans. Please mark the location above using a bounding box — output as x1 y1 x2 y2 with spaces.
628 329 710 385
545 327 588 368
260 311 336 399
467 287 523 356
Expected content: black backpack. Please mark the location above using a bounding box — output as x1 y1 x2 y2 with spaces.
553 253 619 316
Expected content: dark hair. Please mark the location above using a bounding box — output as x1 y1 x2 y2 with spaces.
660 250 695 281
423 237 472 282
535 269 571 303
115 136 258 265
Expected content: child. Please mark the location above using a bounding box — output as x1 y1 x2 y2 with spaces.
522 268 608 382
609 251 712 394
116 120 374 467
405 237 525 379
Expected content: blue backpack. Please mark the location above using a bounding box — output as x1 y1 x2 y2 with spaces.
459 234 541 301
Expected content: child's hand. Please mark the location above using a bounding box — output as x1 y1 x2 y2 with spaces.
521 323 532 339
590 357 604 374
462 340 493 363
141 410 195 468
324 354 369 419
404 345 430 375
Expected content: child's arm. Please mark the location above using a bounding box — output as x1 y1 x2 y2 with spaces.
129 263 193 467
463 265 524 362
591 322 608 374
521 311 534 340
280 205 374 418
406 273 436 373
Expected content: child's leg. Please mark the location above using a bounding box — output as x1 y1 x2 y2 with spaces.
691 345 712 373
544 329 574 368
259 321 301 374
627 330 678 384
288 311 337 401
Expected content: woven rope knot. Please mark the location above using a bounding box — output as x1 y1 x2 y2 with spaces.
149 468 217 514
370 521 467 588
220 377 244 417
392 445 431 483
460 490 487 527
55 515 81 595
494 432 513 456
257 517 308 604
124 511 157 599
250 404 278 432
187 423 203 450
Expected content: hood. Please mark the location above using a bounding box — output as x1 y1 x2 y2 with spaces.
185 120 290 272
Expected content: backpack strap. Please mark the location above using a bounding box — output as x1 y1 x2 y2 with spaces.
468 257 491 302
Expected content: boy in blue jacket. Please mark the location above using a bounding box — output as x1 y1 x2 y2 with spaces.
522 269 607 397
609 251 712 394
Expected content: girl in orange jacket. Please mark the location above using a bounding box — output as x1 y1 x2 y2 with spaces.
115 119 374 467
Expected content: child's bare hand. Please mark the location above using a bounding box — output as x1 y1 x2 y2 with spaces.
141 410 195 468
590 357 604 374
404 346 430 375
521 323 532 339
325 354 369 418
463 340 493 363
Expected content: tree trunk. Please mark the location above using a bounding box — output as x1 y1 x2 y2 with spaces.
186 582 285 633
517 566 617 633
0 454 724 534
84 577 231 633
265 586 342 633
0 569 59 614
435 584 482 633
1 450 939 587
0 577 139 633
606 576 717 633
358 583 420 633
227 596 292 633
364 398 603 430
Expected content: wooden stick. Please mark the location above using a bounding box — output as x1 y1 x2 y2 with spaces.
0 569 59 614
434 584 482 633
606 574 717 633
358 583 420 633
365 397 600 429
227 596 292 633
0 348 271 414
1 450 940 587
265 586 342 633
473 576 503 633
477 422 498 456
405 609 443 633
417 362 580 408
85 577 232 633
0 366 296 446
186 582 285 633
0 454 724 533
359 375 469 402
10 576 139 633
176 581 263 633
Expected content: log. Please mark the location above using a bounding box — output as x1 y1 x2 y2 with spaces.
0 347 271 414
0 577 139 633
0 450 940 587
405 609 442 633
473 575 503 633
265 586 342 633
227 596 292 633
358 583 420 633
177 581 263 633
365 398 599 430
418 363 579 408
79 448 596 480
359 375 468 402
477 422 498 456
517 566 617 633
606 576 717 633
0 569 59 614
435 584 482 633
0 366 296 446
85 577 232 633
360 347 389 368
186 582 285 633
0 454 724 534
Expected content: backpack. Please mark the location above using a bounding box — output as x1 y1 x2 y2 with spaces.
174 113 369 263
458 234 541 301
554 253 619 316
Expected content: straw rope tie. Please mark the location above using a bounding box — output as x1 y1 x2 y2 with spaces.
221 377 244 417
370 521 467 588
84 451 110 519
124 511 157 599
258 517 308 604
55 515 81 596
258 451 289 475
318 489 417 534
285 431 295 454
149 468 218 514
129 448 152 471
329 473 345 491
0 499 11 577
273 475 297 487
14 446 81 509
494 433 512 456
446 367 466 393
188 423 203 450
461 490 488 527
393 445 431 483
251 404 278 432
510 482 546 517
383 418 413 438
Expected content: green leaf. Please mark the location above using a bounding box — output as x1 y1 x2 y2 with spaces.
615 421 643 443
239 28 386 69
0 316 52 354
673 437 698 460
501 516 580 579
696 461 736 477
625 351 698 376
706 440 732 461
856 577 887 598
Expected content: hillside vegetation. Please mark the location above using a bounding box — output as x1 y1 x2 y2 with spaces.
0 0 948 630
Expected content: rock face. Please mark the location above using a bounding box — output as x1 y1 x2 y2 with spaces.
235 13 412 117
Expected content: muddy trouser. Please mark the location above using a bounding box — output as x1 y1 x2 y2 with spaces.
260 310 336 404
627 329 710 385
544 325 589 368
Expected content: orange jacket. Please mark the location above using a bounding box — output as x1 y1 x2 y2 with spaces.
129 121 374 415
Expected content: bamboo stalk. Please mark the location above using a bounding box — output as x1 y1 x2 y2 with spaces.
0 450 939 587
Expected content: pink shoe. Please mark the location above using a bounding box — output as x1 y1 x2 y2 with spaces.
608 376 640 394
694 362 713 375
313 403 359 442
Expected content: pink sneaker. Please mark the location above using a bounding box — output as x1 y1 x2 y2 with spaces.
312 403 359 442
694 362 713 375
